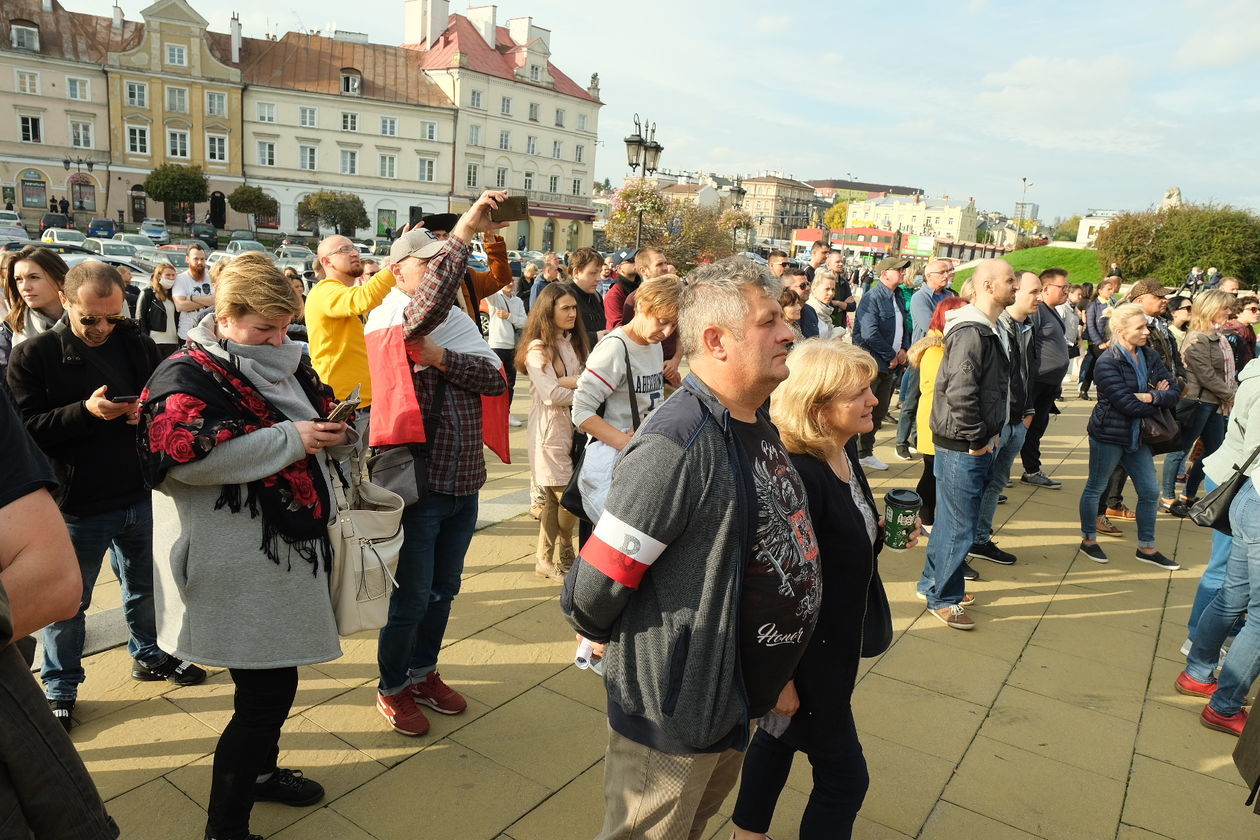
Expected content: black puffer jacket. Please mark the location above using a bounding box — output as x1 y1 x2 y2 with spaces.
1087 344 1179 449
929 305 1012 452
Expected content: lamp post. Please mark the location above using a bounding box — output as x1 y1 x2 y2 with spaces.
730 177 746 253
624 114 663 248
1016 176 1034 249
63 156 97 215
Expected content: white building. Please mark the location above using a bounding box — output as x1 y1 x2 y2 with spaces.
848 194 979 242
1077 209 1121 247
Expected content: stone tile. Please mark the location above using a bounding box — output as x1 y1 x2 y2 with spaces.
165 665 354 733
505 762 605 840
73 646 186 726
1116 826 1178 840
306 635 387 688
447 567 564 644
852 673 986 762
850 733 956 837
1123 754 1257 837
1154 619 1191 665
165 715 387 837
919 801 1044 840
494 597 574 645
541 663 608 713
1146 655 1210 714
979 684 1137 780
870 633 1012 708
74 697 220 801
437 627 572 710
1135 699 1246 786
330 739 550 839
1006 642 1147 722
269 808 380 840
1044 582 1167 633
1026 611 1158 676
900 591 1041 663
301 683 491 767
464 519 543 571
105 778 206 840
943 735 1123 840
449 685 608 789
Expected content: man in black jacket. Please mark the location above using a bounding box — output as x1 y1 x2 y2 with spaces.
6 261 205 730
1019 268 1072 488
919 259 1016 630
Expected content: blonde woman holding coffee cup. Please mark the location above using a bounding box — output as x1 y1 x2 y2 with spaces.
730 338 916 840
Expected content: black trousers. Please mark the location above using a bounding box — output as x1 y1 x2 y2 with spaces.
859 370 897 458
916 455 937 526
1020 381 1060 475
732 710 869 839
206 666 299 837
1099 464 1128 515
492 347 517 402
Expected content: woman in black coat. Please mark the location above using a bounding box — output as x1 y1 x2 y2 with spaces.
731 339 906 840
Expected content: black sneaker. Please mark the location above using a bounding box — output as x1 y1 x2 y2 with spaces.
132 656 208 687
894 444 916 461
48 697 75 732
1079 541 1109 563
960 560 980 581
997 494 1008 505
254 768 325 808
1021 471 1062 489
968 541 1017 565
1136 549 1180 570
1078 389 1092 401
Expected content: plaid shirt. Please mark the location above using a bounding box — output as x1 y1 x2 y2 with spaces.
402 234 506 496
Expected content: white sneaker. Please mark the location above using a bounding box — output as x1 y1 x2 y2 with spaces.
859 455 889 471
508 415 523 427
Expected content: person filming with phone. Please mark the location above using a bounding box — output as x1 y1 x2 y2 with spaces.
6 259 206 733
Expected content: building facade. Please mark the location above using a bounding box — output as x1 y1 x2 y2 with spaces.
848 194 979 243
743 174 817 248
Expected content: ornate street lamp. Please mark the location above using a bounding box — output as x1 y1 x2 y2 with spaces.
623 114 663 175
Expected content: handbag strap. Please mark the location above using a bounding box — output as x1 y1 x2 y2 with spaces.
613 336 642 431
1230 416 1260 475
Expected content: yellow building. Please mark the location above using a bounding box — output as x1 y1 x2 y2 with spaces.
743 175 816 249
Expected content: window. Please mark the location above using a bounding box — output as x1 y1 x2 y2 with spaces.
258 141 275 166
496 167 508 189
298 106 317 128
299 145 316 170
526 135 537 155
465 163 479 188
70 120 93 149
206 91 226 117
257 102 276 122
417 157 435 181
468 124 481 146
575 144 585 164
420 121 437 140
19 115 41 144
572 179 583 197
166 86 188 113
380 116 397 136
67 77 90 101
528 103 539 121
341 73 361 95
341 112 358 132
11 25 39 51
555 108 565 127
340 149 357 175
168 129 189 158
500 96 512 115
206 134 227 162
166 44 187 66
523 171 534 190
552 140 562 159
548 175 559 194
126 81 147 107
498 130 511 150
127 125 149 154
578 113 588 131
15 71 38 95
470 90 483 108
379 154 396 178
529 64 541 82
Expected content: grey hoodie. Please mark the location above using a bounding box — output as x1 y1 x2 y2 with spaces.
1203 358 1260 485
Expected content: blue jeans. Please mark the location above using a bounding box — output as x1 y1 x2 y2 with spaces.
377 492 478 695
919 446 995 609
896 367 920 448
1078 439 1159 548
976 420 1027 546
1161 401 1224 499
1186 480 1260 716
42 500 163 701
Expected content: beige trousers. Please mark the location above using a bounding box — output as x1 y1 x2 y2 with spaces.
537 485 576 563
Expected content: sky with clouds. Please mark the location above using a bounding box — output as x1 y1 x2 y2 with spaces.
78 0 1260 221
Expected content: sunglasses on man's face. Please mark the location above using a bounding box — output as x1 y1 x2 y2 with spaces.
76 314 129 326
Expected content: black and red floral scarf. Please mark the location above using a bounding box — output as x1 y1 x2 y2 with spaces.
138 340 337 576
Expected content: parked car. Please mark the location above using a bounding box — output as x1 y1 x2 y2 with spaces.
139 218 170 245
83 238 138 257
0 210 27 231
157 244 189 269
273 245 315 275
361 237 391 256
190 222 219 249
225 239 268 256
206 251 231 267
0 240 91 255
86 218 117 238
41 228 86 245
228 229 256 241
0 215 29 241
354 243 372 256
114 232 155 248
39 212 71 232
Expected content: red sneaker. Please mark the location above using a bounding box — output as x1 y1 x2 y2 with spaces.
410 670 467 715
1175 671 1218 698
1201 704 1247 736
376 691 430 736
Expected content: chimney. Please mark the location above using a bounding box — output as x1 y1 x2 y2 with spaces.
406 0 448 47
913 194 920 203
508 16 531 46
112 4 123 29
466 5 497 47
230 13 241 63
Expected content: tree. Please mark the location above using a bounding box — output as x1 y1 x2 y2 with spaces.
1094 203 1260 287
1053 215 1082 241
227 185 278 231
719 208 755 253
143 164 208 231
296 190 369 236
823 200 848 232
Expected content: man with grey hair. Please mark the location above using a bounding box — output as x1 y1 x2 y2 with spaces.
563 257 820 839
853 256 914 470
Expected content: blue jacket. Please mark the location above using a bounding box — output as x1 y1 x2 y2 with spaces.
910 286 952 343
1085 298 1112 345
853 282 909 373
1087 345 1180 450
799 304 819 339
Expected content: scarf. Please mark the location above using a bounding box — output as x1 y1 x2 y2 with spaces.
1118 344 1149 452
137 340 336 576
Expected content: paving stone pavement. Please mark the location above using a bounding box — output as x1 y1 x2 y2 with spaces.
66 396 1257 839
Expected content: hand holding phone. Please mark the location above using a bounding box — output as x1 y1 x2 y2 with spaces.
108 394 141 403
489 195 529 223
320 384 361 423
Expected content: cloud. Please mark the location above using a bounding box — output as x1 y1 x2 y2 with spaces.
755 15 792 33
1174 0 1260 69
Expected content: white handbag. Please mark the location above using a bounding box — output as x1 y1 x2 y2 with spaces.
327 451 406 636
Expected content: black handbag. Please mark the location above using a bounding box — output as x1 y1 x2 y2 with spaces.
366 379 445 508
560 338 639 523
1189 420 1260 536
1140 376 1180 451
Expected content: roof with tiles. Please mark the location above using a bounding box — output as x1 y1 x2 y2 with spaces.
404 13 600 103
2 0 144 62
661 183 704 194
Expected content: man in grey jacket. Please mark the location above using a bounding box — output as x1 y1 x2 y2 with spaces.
562 257 820 840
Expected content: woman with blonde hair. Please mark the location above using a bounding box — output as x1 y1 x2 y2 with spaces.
136 261 180 357
731 338 901 840
139 251 352 840
1161 289 1236 515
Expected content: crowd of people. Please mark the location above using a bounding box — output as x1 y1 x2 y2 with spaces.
0 189 1258 839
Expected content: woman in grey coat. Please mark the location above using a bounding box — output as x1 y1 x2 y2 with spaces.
139 253 352 840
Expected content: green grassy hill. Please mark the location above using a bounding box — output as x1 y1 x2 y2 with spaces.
953 246 1102 290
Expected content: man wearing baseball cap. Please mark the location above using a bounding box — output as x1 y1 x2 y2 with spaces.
603 247 641 330
851 256 914 470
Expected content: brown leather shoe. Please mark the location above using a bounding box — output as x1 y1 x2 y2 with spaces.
1095 515 1123 536
930 604 975 630
1105 505 1136 520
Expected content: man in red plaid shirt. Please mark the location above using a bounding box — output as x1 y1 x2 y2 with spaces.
375 191 509 737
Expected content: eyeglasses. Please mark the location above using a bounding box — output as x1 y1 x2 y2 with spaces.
1176 306 1192 312
330 245 360 256
76 313 129 326
927 269 955 276
794 282 811 292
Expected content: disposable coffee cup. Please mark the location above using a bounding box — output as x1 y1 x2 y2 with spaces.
883 489 922 552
